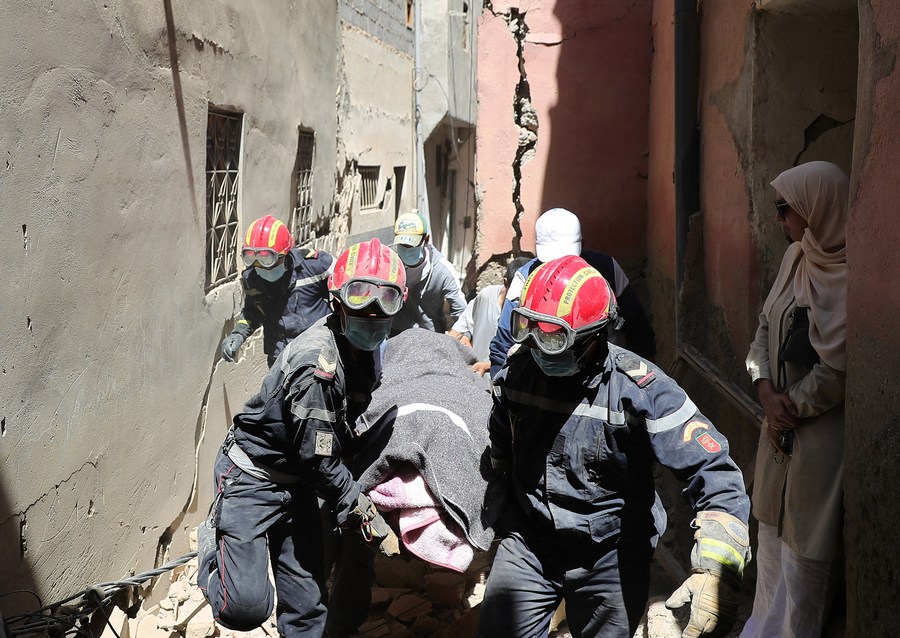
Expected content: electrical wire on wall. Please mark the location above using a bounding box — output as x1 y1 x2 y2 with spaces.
3 553 197 638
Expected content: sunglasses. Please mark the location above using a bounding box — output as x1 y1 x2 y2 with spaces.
774 200 791 219
336 278 405 316
242 247 284 268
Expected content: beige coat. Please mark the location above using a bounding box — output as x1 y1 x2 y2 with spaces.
746 246 845 562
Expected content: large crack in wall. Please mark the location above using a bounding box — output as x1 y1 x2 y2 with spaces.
477 2 539 285
507 7 538 255
0 460 99 559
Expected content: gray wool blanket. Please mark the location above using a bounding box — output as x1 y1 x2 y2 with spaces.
354 328 507 552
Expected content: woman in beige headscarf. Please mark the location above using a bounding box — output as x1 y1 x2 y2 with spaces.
741 161 849 638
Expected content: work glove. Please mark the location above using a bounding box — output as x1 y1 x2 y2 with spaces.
666 571 737 638
665 511 750 638
221 333 246 362
349 493 401 557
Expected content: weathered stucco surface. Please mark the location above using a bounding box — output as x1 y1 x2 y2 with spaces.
475 1 651 277
0 0 342 606
339 25 414 240
844 1 900 631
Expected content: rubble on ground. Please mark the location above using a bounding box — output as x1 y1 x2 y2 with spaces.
109 527 744 638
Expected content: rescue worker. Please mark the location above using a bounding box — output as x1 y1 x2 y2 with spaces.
489 207 656 377
389 211 467 335
221 215 334 367
197 238 404 638
479 255 751 638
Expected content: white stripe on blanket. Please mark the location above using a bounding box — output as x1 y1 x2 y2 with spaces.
395 403 474 441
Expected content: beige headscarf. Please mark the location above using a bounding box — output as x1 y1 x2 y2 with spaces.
768 161 849 371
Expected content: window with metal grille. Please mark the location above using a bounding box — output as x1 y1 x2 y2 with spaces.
205 109 243 289
359 166 380 210
290 130 316 245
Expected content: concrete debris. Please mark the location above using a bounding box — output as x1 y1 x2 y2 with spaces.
119 527 746 638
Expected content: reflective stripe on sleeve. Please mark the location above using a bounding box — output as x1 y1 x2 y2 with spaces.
504 388 626 425
290 404 336 423
644 398 698 433
294 270 331 289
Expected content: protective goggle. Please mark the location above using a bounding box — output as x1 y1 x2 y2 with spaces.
242 247 284 268
335 278 404 316
511 307 606 355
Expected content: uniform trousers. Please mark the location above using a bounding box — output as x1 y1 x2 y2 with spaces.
198 451 326 637
476 530 651 638
740 522 837 638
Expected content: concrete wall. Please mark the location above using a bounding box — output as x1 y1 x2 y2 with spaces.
844 1 900 631
419 0 478 280
474 1 652 280
338 25 415 242
0 0 342 608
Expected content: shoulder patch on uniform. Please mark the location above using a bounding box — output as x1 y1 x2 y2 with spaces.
682 420 709 442
305 248 319 259
695 432 721 453
314 431 334 456
615 353 656 388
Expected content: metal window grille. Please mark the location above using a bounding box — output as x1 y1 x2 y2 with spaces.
205 110 242 289
359 166 380 210
290 130 316 245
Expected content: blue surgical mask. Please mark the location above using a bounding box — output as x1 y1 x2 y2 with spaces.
342 315 393 351
397 244 425 266
531 348 581 377
255 263 287 282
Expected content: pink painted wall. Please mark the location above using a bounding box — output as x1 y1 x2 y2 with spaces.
474 9 521 263
476 1 652 271
696 2 759 359
843 1 900 630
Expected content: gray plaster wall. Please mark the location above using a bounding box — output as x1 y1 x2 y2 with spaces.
338 25 415 240
0 0 339 606
339 0 415 57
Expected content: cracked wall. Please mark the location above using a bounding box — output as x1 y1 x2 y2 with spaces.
474 1 652 283
0 0 339 609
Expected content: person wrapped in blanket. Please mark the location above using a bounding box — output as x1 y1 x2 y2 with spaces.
196 239 406 638
327 326 509 637
479 255 752 638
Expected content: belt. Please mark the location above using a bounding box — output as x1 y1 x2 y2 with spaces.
223 431 302 485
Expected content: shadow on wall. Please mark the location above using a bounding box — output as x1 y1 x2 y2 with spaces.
0 480 41 620
542 1 652 269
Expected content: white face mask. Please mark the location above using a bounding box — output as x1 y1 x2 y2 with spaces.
255 263 287 282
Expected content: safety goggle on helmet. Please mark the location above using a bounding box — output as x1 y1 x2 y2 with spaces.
511 255 617 355
328 239 408 316
242 215 295 267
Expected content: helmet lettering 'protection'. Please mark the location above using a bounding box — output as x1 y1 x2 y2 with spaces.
520 255 617 334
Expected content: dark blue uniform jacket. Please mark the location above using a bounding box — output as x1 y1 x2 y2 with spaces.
237 247 333 363
232 315 378 524
489 343 750 546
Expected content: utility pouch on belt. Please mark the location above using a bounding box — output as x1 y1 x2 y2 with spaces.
690 511 751 585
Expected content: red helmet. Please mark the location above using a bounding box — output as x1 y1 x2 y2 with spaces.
328 239 408 316
242 215 295 268
513 255 617 354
